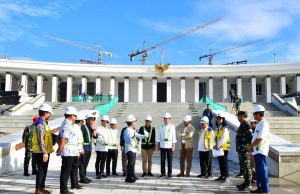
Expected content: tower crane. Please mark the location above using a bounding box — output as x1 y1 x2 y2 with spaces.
199 39 263 65
44 34 112 64
129 18 221 65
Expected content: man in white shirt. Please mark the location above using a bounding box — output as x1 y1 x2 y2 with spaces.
157 112 177 178
94 115 110 179
106 118 119 176
248 105 270 194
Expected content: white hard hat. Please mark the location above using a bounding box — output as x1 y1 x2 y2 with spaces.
216 112 226 118
200 116 209 124
39 103 53 114
110 118 118 124
252 104 266 113
126 114 137 122
101 115 110 121
64 106 78 116
76 113 86 121
145 115 152 121
163 112 172 119
183 115 192 122
86 112 97 119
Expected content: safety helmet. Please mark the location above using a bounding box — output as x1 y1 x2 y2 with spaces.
76 113 86 121
86 112 97 119
64 106 78 116
252 105 266 113
145 115 152 121
200 116 209 124
101 115 110 121
126 114 137 122
163 112 172 119
110 118 118 124
39 103 53 114
216 112 226 118
183 115 192 122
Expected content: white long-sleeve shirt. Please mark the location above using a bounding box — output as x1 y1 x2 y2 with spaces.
157 123 177 148
95 126 109 152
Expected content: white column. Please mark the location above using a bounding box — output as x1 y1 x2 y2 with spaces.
51 75 58 102
280 75 286 95
208 77 213 100
110 77 115 96
66 76 73 102
152 77 157 103
167 77 171 103
181 77 185 103
124 77 129 102
296 74 300 92
5 73 12 91
138 77 143 103
236 77 242 96
81 76 87 94
251 77 257 103
36 74 43 94
21 73 28 93
95 77 101 94
194 77 199 102
265 76 272 103
222 77 227 101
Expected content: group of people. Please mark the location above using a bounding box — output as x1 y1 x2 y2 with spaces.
22 103 270 194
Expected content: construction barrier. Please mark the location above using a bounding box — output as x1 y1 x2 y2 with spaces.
200 96 227 112
94 96 119 115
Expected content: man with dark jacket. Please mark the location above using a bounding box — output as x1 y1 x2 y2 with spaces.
202 104 213 127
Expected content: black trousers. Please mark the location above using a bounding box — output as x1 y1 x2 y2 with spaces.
126 151 136 180
160 148 173 176
217 150 229 178
69 157 79 188
34 153 49 190
95 151 107 175
60 156 79 194
106 149 118 175
79 151 91 179
199 150 213 176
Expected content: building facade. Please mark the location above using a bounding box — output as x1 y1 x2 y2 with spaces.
0 59 300 103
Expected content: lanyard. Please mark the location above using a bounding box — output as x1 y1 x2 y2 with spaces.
162 125 171 141
143 126 153 144
84 125 91 143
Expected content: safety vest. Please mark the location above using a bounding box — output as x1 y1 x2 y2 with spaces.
32 122 54 153
215 127 230 151
198 128 213 150
83 125 91 145
125 130 138 149
141 126 154 145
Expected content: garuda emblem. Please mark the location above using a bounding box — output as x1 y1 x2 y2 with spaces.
154 63 170 76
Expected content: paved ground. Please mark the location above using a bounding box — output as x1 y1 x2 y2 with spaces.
0 151 300 194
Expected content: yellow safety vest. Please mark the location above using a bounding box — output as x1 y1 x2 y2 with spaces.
198 128 213 150
215 127 230 151
32 122 54 153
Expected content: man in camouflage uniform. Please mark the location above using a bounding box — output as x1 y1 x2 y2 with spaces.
22 116 39 176
235 111 253 191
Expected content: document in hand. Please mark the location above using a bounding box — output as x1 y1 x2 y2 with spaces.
212 148 224 157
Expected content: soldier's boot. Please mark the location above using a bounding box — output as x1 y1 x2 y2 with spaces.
23 166 30 176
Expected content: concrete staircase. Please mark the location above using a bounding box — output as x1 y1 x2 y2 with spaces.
0 102 103 134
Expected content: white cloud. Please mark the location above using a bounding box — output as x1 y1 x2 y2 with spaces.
0 0 82 42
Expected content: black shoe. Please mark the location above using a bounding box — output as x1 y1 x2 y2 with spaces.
87 178 92 182
147 172 153 177
133 176 138 180
100 174 107 178
23 172 30 176
176 173 184 177
112 173 119 176
197 174 206 178
238 184 252 191
250 188 264 193
167 174 172 178
32 171 37 175
220 177 230 183
141 172 147 177
215 176 223 181
125 178 136 183
122 172 127 177
235 172 243 178
106 173 110 177
79 179 90 184
158 174 166 178
71 185 83 190
236 183 245 188
96 175 101 179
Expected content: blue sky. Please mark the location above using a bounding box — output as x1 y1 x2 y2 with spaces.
1 0 300 65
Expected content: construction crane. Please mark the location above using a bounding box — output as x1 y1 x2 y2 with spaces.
129 18 221 65
199 39 263 65
44 34 112 64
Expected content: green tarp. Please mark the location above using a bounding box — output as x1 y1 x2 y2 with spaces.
94 96 119 115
